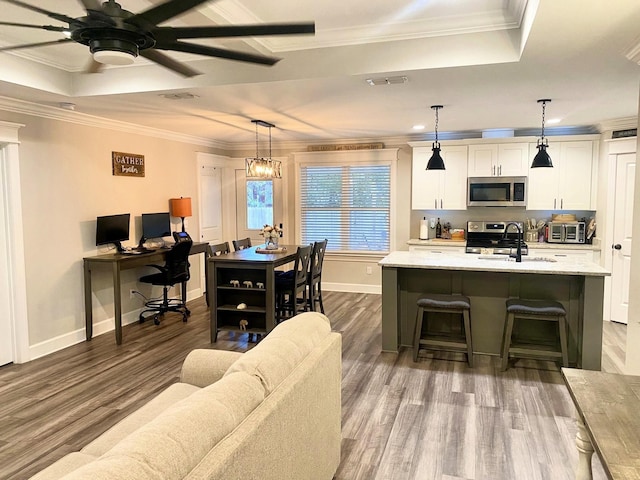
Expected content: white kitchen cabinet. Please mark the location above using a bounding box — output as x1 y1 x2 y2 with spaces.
467 143 529 177
411 145 468 210
527 140 595 210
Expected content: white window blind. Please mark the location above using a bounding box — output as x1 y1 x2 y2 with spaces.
299 164 391 253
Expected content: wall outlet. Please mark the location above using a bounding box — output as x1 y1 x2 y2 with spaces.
129 289 136 299
366 266 372 275
430 218 436 228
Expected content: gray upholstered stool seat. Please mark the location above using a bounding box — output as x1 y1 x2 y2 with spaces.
413 293 473 367
501 298 569 371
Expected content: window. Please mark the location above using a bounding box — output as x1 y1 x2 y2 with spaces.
298 161 392 253
246 180 273 229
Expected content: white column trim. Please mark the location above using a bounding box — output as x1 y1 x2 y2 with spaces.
0 121 29 363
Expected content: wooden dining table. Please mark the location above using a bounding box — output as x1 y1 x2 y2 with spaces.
207 245 299 342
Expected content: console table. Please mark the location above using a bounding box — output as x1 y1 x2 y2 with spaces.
83 242 208 344
562 368 640 479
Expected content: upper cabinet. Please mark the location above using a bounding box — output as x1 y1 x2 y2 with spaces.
412 145 468 210
467 143 529 177
527 140 596 210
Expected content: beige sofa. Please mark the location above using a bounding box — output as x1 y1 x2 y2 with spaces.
31 312 342 480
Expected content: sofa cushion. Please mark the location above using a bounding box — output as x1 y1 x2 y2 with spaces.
224 312 331 394
82 382 200 457
29 452 97 480
61 371 264 480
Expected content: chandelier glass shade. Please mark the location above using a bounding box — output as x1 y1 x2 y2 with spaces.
245 120 282 179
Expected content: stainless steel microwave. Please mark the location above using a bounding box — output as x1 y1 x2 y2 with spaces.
467 176 527 207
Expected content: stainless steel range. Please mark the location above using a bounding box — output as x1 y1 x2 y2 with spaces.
465 221 528 255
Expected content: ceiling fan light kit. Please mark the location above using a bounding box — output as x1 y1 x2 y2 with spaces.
0 0 315 76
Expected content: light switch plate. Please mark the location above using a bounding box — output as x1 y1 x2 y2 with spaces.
430 218 436 228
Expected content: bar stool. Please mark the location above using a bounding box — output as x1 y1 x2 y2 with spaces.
412 293 473 367
501 298 569 371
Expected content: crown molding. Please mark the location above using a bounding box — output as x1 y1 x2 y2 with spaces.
0 96 227 149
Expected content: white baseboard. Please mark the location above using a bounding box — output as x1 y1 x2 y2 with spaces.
323 282 381 294
28 288 203 361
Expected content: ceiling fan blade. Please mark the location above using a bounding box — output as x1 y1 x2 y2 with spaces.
140 49 201 77
78 0 102 12
0 21 68 32
86 57 104 73
1 0 82 26
129 0 212 28
155 40 279 65
154 23 315 41
0 38 73 52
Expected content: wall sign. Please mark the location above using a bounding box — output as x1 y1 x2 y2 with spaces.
307 142 384 152
112 151 145 177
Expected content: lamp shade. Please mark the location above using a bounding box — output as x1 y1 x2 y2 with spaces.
426 145 446 170
531 144 553 168
170 197 192 218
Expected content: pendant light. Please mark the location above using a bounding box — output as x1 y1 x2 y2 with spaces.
531 99 553 168
245 120 282 179
426 105 445 170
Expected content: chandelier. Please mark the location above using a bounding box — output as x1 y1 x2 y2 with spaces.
245 120 282 179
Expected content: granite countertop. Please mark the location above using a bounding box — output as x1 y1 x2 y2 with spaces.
407 238 601 251
379 251 610 277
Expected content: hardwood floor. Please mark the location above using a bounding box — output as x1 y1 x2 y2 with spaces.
0 292 626 479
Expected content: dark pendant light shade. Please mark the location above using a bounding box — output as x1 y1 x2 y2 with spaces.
426 105 445 170
426 145 445 170
531 99 553 168
531 143 553 168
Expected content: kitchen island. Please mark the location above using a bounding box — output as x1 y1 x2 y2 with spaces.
379 251 610 370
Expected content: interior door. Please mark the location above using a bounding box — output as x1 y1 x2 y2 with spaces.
235 170 284 247
610 153 635 324
197 156 224 290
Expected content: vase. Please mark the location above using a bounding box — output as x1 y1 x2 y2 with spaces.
265 237 278 250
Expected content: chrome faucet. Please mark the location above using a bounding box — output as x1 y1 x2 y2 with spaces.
503 222 523 262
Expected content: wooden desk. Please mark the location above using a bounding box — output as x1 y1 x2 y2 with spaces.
83 242 209 345
207 245 298 342
562 368 640 480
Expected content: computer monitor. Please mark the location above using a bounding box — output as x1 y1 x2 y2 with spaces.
141 212 171 244
96 213 130 252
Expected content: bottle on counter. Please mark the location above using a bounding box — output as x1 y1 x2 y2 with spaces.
436 218 442 239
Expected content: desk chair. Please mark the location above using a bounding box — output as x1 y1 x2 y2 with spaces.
275 244 312 322
232 237 252 251
138 238 193 325
205 242 231 307
308 239 328 313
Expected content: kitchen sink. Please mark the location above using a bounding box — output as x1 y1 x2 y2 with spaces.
476 255 557 262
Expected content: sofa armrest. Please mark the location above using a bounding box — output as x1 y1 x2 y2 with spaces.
180 349 243 387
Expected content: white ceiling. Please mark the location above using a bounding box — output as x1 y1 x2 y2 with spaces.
0 0 639 147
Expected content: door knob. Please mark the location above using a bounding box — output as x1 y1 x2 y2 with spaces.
613 244 622 250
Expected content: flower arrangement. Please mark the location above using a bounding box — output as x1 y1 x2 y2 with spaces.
261 224 282 241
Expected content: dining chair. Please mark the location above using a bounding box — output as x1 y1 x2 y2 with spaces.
232 237 252 251
307 239 328 313
275 244 312 322
205 242 231 307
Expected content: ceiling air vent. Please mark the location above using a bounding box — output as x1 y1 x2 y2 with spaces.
366 76 408 86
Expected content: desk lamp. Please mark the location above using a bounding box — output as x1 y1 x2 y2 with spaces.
170 197 192 233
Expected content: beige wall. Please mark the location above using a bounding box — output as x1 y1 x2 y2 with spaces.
1 111 217 349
